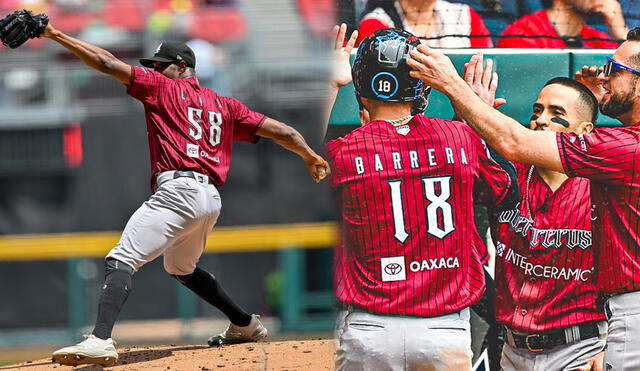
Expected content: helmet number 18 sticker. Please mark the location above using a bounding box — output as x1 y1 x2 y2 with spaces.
372 72 398 99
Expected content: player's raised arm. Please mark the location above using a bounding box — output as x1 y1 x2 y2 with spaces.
323 24 358 136
407 47 564 173
41 23 131 84
461 57 520 210
256 118 330 183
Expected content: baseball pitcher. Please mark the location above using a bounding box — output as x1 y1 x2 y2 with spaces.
0 11 330 367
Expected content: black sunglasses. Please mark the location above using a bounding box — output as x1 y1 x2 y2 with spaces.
603 57 640 77
152 61 174 72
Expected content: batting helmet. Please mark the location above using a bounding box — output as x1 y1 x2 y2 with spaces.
352 28 426 104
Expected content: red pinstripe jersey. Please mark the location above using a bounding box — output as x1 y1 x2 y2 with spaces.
557 124 640 295
126 66 266 189
493 162 605 333
326 115 511 317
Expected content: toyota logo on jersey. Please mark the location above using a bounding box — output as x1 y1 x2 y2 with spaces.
384 262 402 275
380 256 406 282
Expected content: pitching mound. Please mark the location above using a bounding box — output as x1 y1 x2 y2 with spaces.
4 339 336 370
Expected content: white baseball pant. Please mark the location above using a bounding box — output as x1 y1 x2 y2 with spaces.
107 171 222 275
335 307 472 371
604 291 640 371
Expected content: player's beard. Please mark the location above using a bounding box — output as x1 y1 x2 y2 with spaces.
599 78 637 119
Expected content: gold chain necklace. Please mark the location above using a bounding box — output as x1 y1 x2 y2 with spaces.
386 115 413 126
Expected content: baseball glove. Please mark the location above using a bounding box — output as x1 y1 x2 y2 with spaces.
0 10 48 49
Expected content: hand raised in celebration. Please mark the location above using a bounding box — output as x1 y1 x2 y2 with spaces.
463 53 506 108
331 23 358 89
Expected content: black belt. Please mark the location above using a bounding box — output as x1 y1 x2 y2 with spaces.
509 321 601 352
172 170 213 185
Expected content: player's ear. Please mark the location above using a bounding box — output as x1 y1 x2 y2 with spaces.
577 121 594 134
177 61 188 75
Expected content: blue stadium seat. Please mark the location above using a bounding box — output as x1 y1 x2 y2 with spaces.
458 0 518 42
518 0 542 15
459 0 518 15
621 0 640 29
481 13 516 37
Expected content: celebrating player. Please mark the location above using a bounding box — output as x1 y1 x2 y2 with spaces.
466 60 607 369
20 20 331 367
326 25 518 370
408 27 640 370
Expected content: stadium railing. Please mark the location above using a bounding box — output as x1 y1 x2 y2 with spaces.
0 222 338 345
330 49 619 128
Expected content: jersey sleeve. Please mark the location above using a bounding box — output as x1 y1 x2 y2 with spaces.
125 65 169 105
325 137 347 161
468 7 493 48
473 135 513 206
557 129 640 184
325 137 348 187
226 97 267 144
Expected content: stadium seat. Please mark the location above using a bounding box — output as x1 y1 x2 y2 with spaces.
102 0 145 32
188 7 246 43
459 0 518 43
620 0 640 29
481 13 516 38
461 0 518 15
517 0 542 15
0 0 21 14
296 0 335 38
48 4 97 35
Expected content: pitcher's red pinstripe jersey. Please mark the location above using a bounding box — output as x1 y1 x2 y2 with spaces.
326 115 511 317
492 162 605 333
557 124 640 295
126 66 266 189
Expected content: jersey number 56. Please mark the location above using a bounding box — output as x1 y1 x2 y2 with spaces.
187 106 222 146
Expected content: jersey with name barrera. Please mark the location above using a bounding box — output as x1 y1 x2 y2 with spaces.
558 125 640 295
326 115 511 317
493 161 604 333
126 65 266 189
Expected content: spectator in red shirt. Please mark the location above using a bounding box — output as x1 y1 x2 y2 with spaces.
357 0 493 48
497 0 627 48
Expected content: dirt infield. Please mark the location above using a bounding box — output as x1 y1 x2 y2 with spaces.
2 340 336 370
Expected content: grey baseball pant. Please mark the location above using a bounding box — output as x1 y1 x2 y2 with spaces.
604 291 640 371
107 171 222 275
335 307 472 371
501 321 607 371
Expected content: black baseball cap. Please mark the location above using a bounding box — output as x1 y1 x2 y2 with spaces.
140 42 196 68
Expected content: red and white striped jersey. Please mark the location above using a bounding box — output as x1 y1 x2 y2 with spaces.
326 115 511 317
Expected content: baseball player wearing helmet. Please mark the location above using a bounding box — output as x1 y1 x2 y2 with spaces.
466 63 607 370
33 22 329 367
325 25 519 370
409 27 640 371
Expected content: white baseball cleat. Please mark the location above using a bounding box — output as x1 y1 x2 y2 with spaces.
208 314 268 346
52 334 118 367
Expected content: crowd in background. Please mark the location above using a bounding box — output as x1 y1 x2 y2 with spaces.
349 0 638 48
0 0 334 47
1 0 637 51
